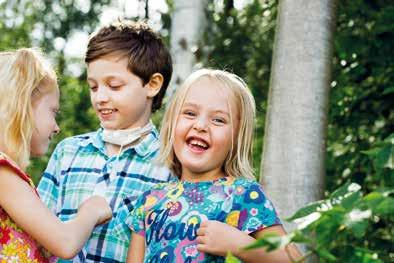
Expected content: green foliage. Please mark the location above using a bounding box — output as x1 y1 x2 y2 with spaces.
326 0 394 192
229 135 393 262
225 252 241 263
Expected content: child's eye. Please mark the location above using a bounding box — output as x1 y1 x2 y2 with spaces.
89 86 97 92
212 117 226 124
183 110 196 117
109 85 122 90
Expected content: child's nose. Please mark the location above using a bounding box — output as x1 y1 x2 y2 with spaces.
193 118 208 131
95 87 109 102
54 123 60 134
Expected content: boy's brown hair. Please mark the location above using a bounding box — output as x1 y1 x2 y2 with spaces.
85 20 172 112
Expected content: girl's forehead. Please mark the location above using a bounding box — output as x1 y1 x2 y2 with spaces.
186 78 233 99
183 78 239 115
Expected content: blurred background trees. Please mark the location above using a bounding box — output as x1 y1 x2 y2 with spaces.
0 0 392 261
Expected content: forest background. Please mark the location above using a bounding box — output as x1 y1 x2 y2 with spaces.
0 0 392 262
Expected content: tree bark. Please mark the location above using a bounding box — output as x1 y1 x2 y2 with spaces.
260 0 338 229
167 0 206 96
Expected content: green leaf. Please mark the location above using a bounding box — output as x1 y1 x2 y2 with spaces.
363 192 385 208
353 247 384 263
225 252 241 263
330 182 361 200
382 86 394 95
315 247 337 261
286 200 326 221
374 145 394 170
348 219 369 238
315 213 345 244
375 197 394 215
341 191 362 210
244 232 290 252
289 230 311 244
383 134 394 144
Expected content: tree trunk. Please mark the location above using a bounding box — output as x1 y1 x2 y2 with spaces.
167 0 206 96
260 0 338 229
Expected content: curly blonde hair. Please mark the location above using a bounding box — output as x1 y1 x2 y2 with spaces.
159 68 256 180
0 48 57 169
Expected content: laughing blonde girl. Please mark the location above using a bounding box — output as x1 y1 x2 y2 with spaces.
122 69 301 262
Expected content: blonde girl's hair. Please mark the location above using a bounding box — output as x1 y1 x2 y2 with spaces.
0 48 58 169
159 68 256 180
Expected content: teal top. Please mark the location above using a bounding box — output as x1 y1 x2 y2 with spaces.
120 176 281 263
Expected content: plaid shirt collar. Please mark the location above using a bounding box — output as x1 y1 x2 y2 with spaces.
78 125 160 158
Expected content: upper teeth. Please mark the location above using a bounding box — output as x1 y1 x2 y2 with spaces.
101 109 113 114
190 139 208 148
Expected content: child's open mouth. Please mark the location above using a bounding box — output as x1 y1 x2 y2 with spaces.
98 108 118 119
186 137 209 153
99 109 117 115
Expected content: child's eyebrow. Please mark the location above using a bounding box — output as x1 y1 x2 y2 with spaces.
183 102 230 116
213 110 230 116
182 102 199 108
87 75 124 82
106 76 125 82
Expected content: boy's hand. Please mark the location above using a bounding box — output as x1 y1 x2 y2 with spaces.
196 220 254 257
79 196 112 225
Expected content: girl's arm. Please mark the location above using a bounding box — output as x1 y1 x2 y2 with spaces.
126 232 145 263
197 220 302 263
0 166 112 259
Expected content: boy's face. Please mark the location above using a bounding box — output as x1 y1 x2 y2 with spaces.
87 55 152 130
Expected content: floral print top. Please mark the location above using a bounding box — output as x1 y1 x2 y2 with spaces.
124 176 281 263
0 152 55 263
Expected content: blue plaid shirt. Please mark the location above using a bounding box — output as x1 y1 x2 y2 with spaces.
37 126 170 262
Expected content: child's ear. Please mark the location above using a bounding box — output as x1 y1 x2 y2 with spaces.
145 73 164 98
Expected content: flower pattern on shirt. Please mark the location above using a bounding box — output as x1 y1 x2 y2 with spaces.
124 176 281 263
0 152 56 263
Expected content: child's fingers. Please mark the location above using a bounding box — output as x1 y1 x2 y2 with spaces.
196 243 208 252
196 235 206 245
200 220 209 227
196 227 206 236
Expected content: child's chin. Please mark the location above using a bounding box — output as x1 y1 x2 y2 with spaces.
100 123 117 130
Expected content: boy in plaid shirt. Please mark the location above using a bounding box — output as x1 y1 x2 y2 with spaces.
37 20 172 263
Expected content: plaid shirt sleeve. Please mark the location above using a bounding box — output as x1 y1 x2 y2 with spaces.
37 141 63 213
113 190 150 241
113 195 138 242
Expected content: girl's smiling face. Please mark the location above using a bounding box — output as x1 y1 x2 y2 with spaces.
173 77 239 182
30 89 60 156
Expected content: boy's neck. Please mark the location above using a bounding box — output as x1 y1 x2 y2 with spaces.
104 133 148 157
102 120 153 157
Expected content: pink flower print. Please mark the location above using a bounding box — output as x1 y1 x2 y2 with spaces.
174 239 205 262
184 244 199 257
250 208 258 216
235 185 245 195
